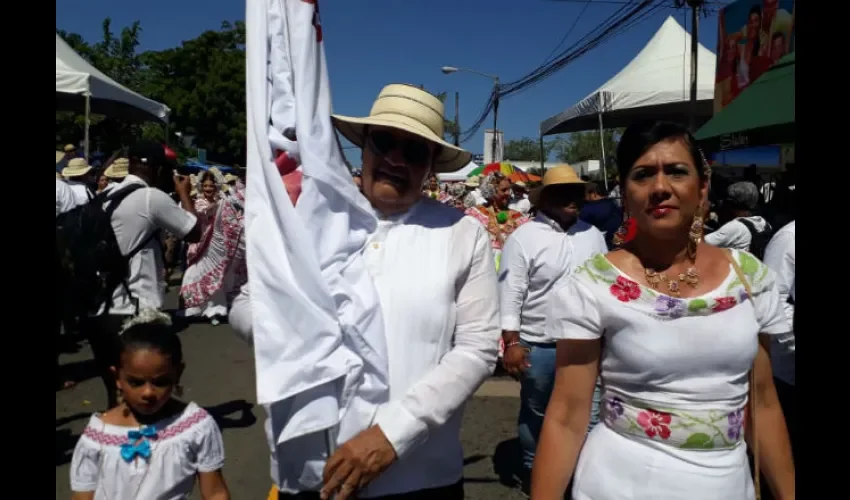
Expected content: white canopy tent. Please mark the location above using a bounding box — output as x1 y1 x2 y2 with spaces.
540 16 716 137
437 160 480 182
56 34 170 157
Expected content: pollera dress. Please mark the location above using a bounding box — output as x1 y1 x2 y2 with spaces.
544 249 789 500
70 402 225 499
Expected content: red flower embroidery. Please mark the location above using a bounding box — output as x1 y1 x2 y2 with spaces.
637 410 672 440
610 276 641 302
713 297 737 312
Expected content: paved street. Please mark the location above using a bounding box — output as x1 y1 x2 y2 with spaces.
55 294 527 499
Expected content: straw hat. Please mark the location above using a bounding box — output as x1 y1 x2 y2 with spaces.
331 84 472 173
464 175 481 188
529 164 585 206
223 173 239 184
63 144 76 153
104 158 129 179
56 151 65 165
62 157 93 178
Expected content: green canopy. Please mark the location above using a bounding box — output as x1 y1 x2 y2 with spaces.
695 53 795 152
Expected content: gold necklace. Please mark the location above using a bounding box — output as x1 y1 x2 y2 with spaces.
644 266 700 297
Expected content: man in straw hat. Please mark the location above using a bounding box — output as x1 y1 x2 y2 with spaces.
103 157 130 182
498 164 607 493
258 84 499 499
76 142 204 408
61 157 94 205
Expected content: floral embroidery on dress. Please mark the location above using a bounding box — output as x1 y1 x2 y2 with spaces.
574 249 771 319
712 297 737 312
602 396 746 450
726 409 744 441
610 276 641 302
637 409 672 439
654 296 686 318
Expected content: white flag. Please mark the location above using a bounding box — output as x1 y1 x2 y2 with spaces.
245 0 390 483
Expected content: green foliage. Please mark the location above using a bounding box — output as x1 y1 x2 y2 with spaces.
503 137 557 162
57 19 247 166
551 129 624 176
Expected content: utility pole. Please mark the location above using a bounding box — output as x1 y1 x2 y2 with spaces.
686 0 704 132
491 81 500 163
454 91 460 147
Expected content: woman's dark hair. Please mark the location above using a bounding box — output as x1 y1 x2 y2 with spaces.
117 322 184 368
616 120 707 183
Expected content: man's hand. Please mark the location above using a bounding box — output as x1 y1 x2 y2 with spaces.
321 425 397 500
174 173 192 196
502 344 531 379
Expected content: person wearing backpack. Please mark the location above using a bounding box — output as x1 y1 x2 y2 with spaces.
704 181 772 257
63 142 203 409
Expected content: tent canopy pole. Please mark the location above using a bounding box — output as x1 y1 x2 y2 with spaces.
84 93 91 161
597 93 608 191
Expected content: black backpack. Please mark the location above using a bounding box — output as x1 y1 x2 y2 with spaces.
56 184 159 319
738 218 772 260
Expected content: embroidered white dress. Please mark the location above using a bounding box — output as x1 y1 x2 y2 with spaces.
70 402 225 499
544 250 788 500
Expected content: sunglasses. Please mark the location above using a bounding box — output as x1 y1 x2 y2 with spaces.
367 130 431 167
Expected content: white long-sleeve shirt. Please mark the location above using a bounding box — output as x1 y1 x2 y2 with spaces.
233 198 499 496
56 178 80 217
704 216 770 252
499 214 607 342
762 220 795 386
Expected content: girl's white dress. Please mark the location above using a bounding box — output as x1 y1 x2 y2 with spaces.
70 402 225 499
545 250 790 500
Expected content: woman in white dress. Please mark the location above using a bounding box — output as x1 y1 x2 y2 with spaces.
531 121 794 500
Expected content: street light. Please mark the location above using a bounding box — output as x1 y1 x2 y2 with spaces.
441 65 501 162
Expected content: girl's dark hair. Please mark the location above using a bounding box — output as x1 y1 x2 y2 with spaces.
200 171 216 184
616 120 707 183
117 322 183 368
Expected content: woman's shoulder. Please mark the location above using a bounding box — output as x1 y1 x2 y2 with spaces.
724 247 775 292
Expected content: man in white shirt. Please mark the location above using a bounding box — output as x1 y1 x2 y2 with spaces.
79 142 202 409
245 85 499 500
61 157 95 205
56 177 85 389
705 181 772 256
762 219 795 457
498 165 607 490
56 177 80 218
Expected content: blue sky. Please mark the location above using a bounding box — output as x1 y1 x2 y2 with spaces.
56 0 724 165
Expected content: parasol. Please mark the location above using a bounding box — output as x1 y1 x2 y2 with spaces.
509 171 541 183
467 162 522 178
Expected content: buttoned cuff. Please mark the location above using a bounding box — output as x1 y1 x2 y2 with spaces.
500 315 521 332
373 401 428 459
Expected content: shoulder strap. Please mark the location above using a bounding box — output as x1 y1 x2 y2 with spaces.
724 249 761 500
738 217 757 235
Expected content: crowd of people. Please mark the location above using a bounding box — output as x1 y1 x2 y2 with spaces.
56 58 794 500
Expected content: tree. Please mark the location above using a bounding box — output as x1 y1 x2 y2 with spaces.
140 21 247 166
552 129 623 176
56 19 248 166
503 137 557 162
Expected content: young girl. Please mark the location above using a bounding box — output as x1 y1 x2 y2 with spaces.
70 311 231 499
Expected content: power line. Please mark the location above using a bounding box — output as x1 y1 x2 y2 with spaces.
460 0 661 142
539 0 594 67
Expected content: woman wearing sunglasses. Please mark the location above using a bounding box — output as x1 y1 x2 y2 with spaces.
257 84 500 500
